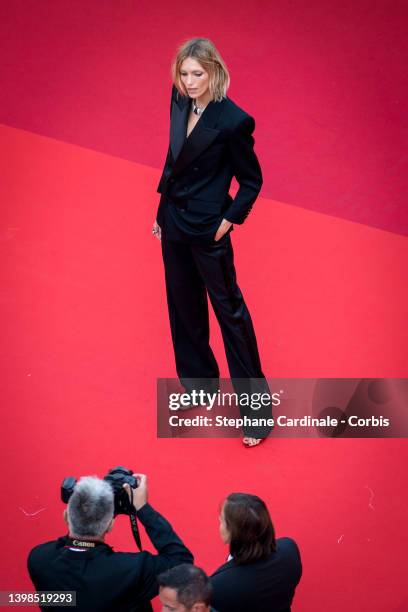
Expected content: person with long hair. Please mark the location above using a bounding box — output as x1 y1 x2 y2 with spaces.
211 493 302 611
154 37 272 447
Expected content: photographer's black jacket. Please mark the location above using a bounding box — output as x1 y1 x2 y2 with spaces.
27 503 193 612
156 85 263 242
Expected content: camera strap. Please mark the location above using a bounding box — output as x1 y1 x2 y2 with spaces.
129 488 143 551
65 537 108 549
130 512 142 551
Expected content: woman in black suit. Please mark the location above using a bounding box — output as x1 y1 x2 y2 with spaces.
211 493 302 612
153 38 271 447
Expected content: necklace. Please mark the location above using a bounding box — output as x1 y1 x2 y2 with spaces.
192 99 206 116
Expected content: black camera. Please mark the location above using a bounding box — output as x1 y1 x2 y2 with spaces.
61 466 138 516
61 466 142 549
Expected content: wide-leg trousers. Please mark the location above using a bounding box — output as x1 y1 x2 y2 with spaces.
161 233 273 438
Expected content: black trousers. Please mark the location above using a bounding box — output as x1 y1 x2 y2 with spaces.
161 233 273 437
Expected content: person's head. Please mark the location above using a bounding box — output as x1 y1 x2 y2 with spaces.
219 493 276 564
172 37 230 102
158 564 212 612
64 476 114 540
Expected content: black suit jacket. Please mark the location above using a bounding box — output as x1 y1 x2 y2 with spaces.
27 504 193 612
156 86 263 242
210 537 302 612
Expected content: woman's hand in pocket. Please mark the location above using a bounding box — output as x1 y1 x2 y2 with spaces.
214 218 232 241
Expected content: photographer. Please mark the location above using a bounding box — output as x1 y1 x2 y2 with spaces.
27 473 193 611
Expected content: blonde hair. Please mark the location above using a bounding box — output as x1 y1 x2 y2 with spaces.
171 37 230 102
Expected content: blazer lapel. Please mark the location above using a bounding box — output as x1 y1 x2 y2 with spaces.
169 93 226 176
170 92 189 162
211 559 234 577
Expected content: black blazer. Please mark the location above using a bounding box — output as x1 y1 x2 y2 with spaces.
210 537 302 612
156 86 263 241
27 504 193 612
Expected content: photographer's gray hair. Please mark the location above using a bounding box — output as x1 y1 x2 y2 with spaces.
67 476 114 537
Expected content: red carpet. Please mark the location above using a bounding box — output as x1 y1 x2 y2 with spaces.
1 0 407 235
1 1 407 610
1 124 407 611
